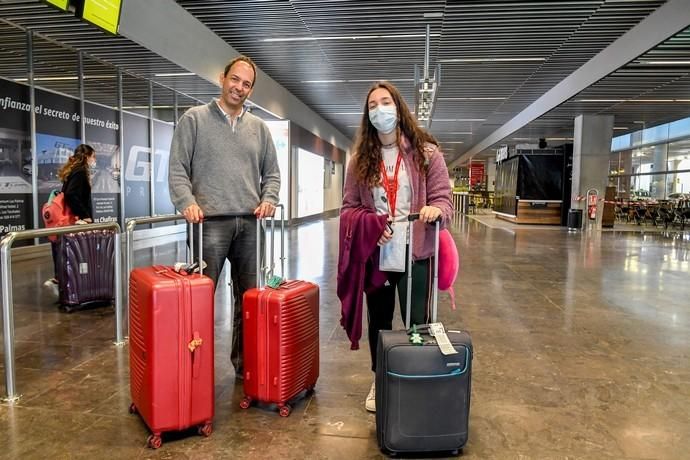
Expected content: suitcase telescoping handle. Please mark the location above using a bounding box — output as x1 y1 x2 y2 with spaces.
255 204 285 288
405 213 440 328
124 214 204 275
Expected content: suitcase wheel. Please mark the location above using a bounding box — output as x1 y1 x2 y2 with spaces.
128 403 137 415
239 397 252 410
278 404 292 417
198 423 212 437
306 385 316 396
146 434 162 449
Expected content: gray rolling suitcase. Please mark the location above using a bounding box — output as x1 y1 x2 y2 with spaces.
376 215 472 456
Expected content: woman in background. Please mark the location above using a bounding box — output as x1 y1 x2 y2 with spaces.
45 144 96 287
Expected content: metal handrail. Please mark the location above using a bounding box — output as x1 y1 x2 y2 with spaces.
1 221 122 402
123 214 191 337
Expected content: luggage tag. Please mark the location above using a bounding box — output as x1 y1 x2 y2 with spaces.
173 260 207 275
408 324 424 345
266 275 286 289
429 322 459 355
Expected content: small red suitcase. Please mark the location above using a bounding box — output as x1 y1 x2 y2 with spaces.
240 216 319 417
128 264 215 448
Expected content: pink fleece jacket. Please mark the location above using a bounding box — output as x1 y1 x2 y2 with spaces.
341 135 454 260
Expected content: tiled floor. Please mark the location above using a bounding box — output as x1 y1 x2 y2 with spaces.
1 216 689 459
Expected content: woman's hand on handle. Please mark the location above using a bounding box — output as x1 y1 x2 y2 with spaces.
419 205 442 224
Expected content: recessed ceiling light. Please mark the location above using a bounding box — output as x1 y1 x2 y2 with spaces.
263 34 440 42
439 57 545 63
576 98 683 103
433 118 486 122
154 72 195 77
14 76 115 82
575 99 625 103
438 97 506 101
301 78 414 84
641 61 690 65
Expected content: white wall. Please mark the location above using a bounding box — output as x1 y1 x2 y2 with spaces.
324 162 344 211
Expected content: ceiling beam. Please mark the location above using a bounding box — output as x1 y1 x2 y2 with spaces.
450 0 690 167
118 0 351 151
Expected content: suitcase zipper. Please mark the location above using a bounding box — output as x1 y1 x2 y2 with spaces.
258 288 268 400
386 346 469 378
158 266 193 430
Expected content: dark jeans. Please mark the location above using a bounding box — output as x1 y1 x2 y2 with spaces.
194 215 261 373
51 240 60 280
366 256 432 372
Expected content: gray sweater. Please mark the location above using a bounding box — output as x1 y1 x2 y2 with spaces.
168 101 280 216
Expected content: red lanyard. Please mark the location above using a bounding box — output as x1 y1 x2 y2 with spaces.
379 153 403 217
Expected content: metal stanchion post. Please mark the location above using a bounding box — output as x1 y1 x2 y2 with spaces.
1 222 121 402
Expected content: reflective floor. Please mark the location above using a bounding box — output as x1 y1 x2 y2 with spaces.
1 215 689 459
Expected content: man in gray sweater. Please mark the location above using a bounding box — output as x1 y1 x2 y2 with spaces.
168 55 280 378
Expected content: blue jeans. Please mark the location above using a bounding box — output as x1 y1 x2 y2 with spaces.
195 215 261 372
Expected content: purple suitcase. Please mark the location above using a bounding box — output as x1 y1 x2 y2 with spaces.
57 229 115 311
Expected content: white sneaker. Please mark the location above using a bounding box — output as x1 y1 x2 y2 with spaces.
365 381 376 413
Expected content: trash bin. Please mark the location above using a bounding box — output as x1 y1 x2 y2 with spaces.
567 209 582 231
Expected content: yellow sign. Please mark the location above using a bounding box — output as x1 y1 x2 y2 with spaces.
82 0 122 35
44 0 69 11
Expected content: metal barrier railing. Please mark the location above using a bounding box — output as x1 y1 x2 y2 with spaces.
123 214 191 337
1 221 122 402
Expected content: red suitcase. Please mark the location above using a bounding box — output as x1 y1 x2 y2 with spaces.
240 216 319 416
128 264 215 448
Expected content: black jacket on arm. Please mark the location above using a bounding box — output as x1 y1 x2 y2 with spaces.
62 168 92 220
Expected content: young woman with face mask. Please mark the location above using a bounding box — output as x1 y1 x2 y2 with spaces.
339 81 453 412
45 144 96 287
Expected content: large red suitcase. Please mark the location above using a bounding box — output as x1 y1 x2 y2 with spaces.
241 279 319 416
128 265 215 448
240 214 319 416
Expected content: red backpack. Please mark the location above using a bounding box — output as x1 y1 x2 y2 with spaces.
42 191 76 241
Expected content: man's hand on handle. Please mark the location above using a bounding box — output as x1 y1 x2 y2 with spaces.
183 204 204 223
254 202 276 219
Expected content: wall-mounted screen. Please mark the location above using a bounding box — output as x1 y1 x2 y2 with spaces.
78 0 122 35
44 0 70 11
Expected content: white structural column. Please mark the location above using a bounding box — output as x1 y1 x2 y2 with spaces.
652 145 667 199
118 0 351 151
571 115 614 230
453 0 690 166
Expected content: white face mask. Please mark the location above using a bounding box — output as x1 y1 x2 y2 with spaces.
368 105 398 134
